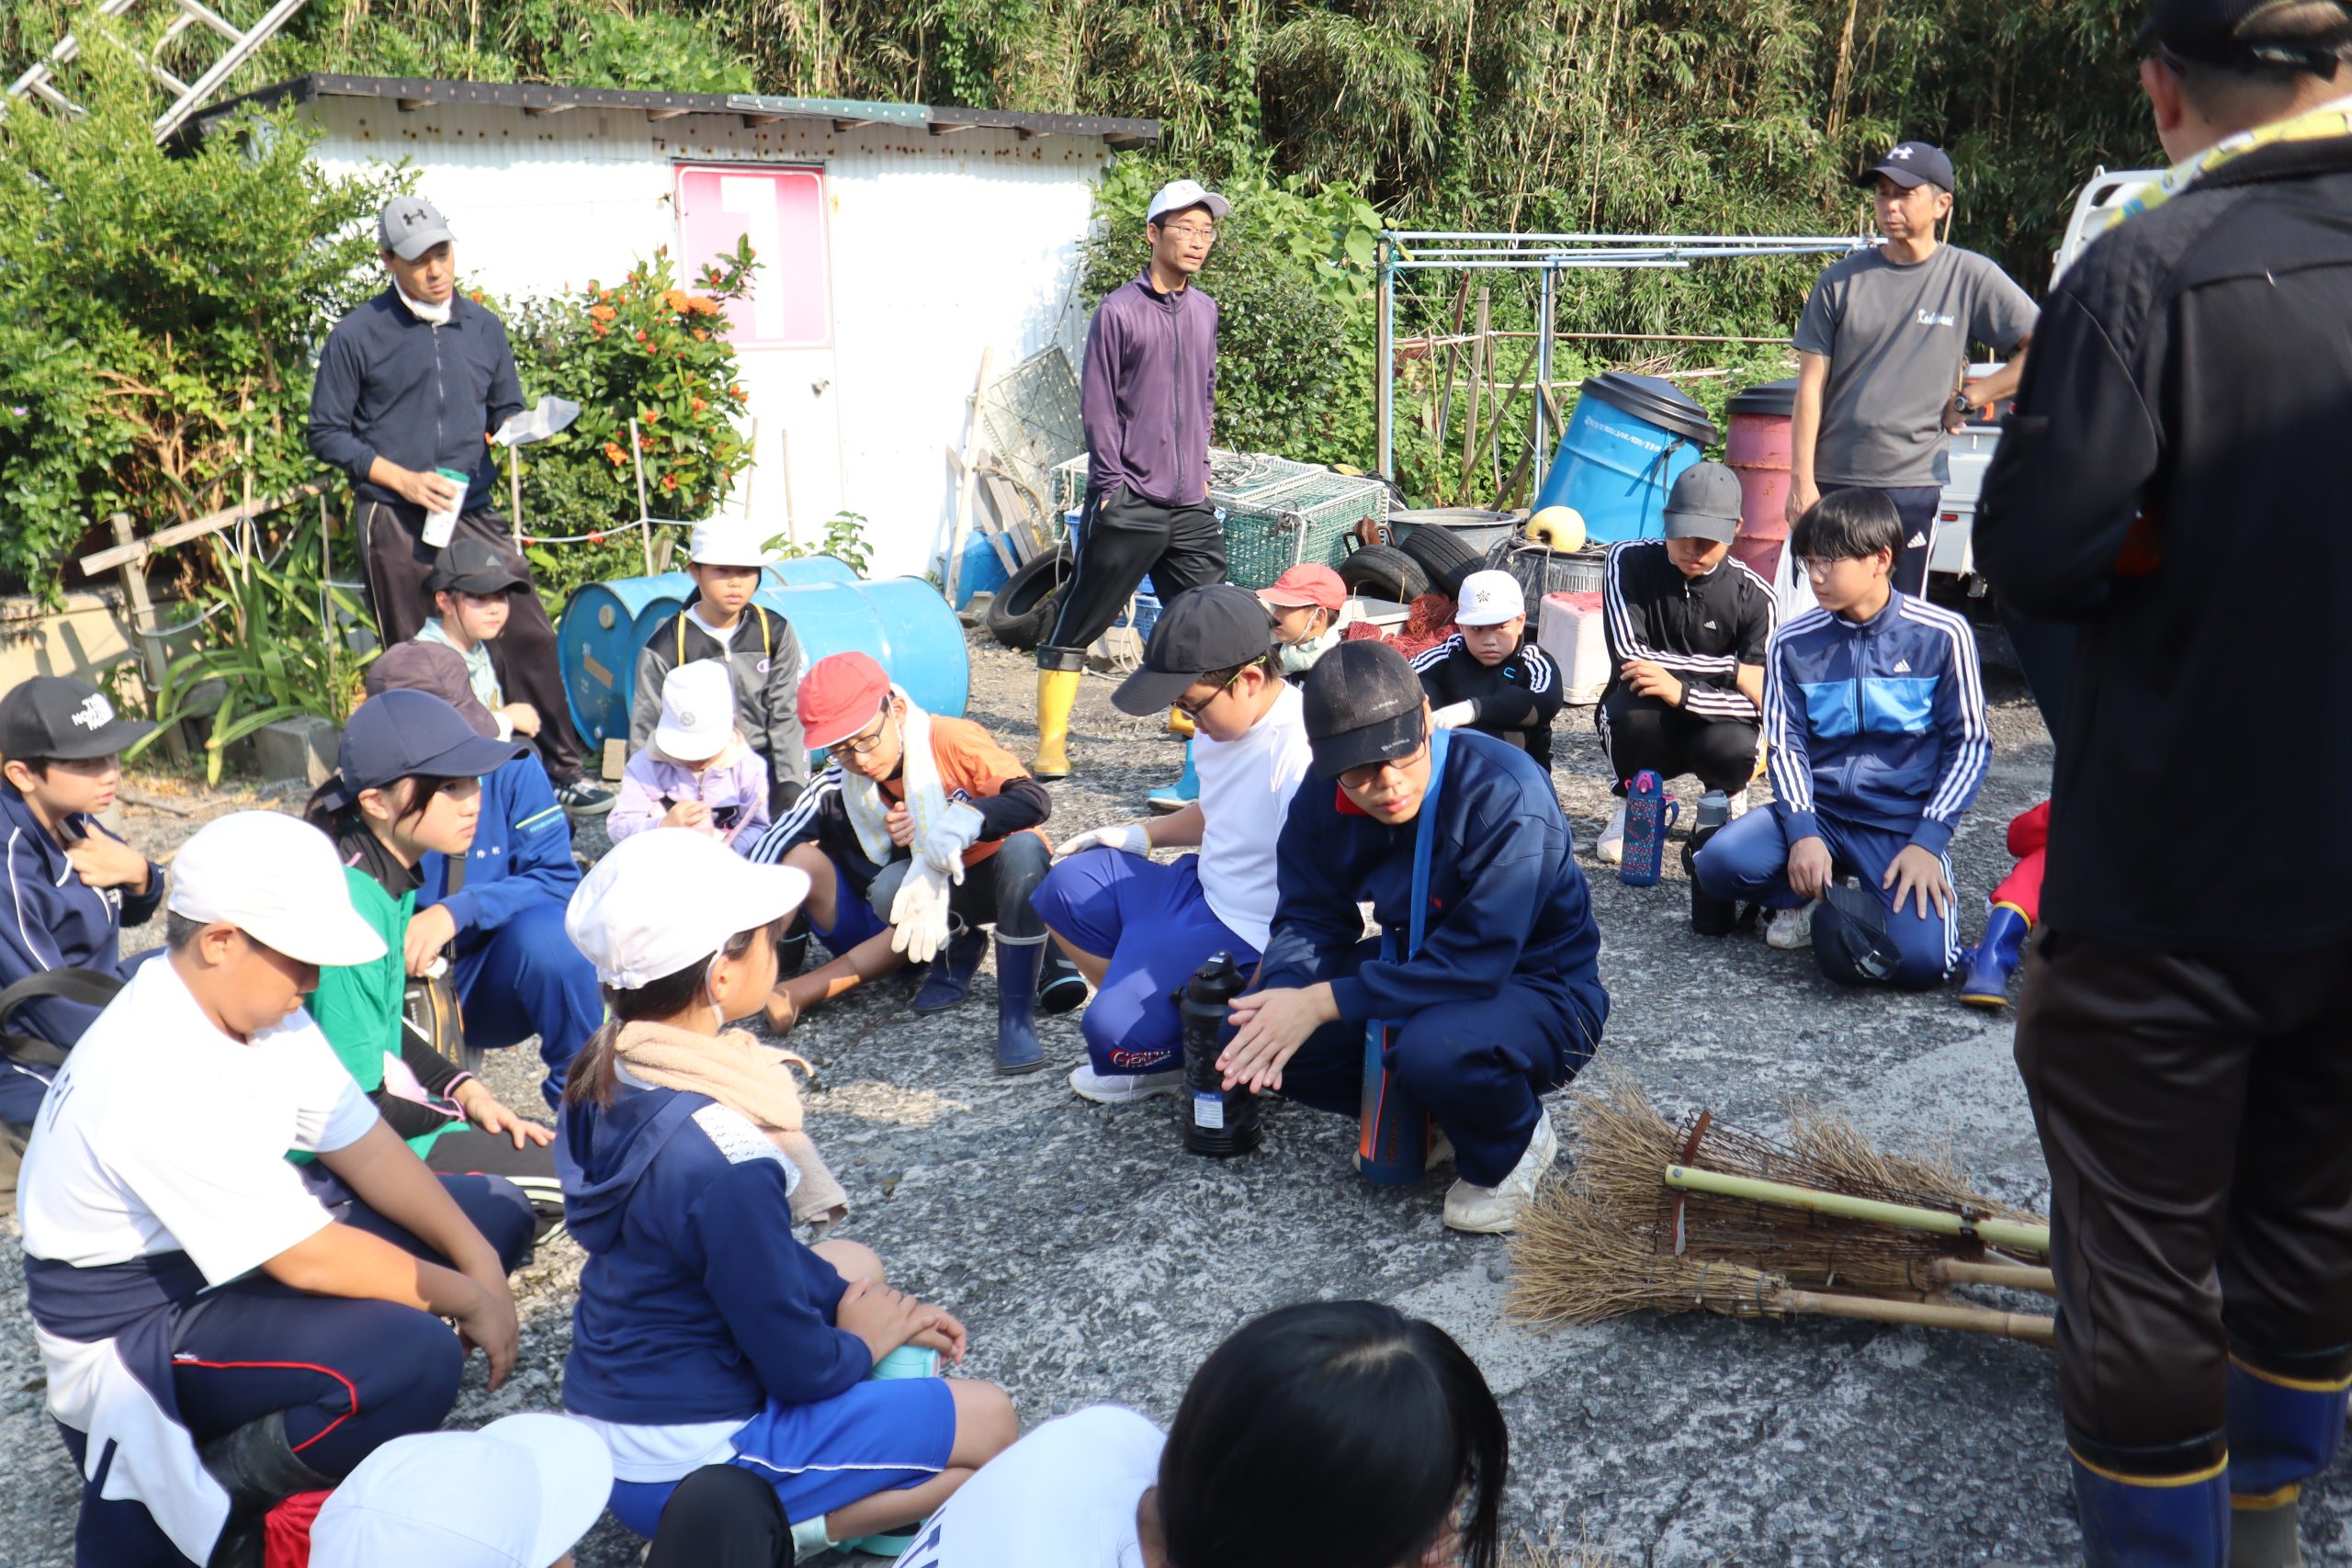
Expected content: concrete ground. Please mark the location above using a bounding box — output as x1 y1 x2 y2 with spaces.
3 625 2344 1567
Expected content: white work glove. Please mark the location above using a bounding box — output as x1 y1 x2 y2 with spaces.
1052 822 1152 860
1431 700 1477 730
917 802 985 885
888 858 956 965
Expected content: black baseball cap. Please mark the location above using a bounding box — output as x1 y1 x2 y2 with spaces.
1112 584 1276 716
1300 639 1428 780
317 689 527 810
0 676 154 761
1858 141 1955 194
424 537 527 597
2137 0 2352 68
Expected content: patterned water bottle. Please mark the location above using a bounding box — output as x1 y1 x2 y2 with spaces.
1619 769 1680 886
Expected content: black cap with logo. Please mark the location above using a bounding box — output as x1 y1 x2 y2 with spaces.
425 537 528 597
1112 584 1277 716
1857 141 1955 194
1300 639 1428 780
2137 0 2352 70
0 676 154 762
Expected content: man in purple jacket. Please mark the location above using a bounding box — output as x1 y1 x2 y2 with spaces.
1033 179 1231 780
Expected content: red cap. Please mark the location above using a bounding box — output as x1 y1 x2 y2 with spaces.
797 651 893 750
1259 563 1344 614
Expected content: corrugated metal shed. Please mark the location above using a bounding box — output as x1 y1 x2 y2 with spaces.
195 76 1157 581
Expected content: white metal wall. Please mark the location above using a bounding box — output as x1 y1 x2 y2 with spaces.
301 98 1106 580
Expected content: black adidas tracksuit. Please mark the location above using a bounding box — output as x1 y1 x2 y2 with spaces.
1410 636 1565 768
1597 540 1776 796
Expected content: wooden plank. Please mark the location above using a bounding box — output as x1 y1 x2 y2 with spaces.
979 468 1045 563
78 479 330 574
944 347 995 606
967 452 1023 573
108 513 186 764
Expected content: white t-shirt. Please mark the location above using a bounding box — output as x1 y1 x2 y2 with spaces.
19 957 379 1283
686 604 744 648
1195 682 1314 952
893 1405 1164 1568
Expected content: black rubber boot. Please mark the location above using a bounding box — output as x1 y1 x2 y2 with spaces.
910 928 989 1015
994 934 1047 1074
775 914 813 980
1035 943 1088 1014
200 1412 335 1568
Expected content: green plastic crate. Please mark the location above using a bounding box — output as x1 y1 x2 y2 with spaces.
1050 450 1389 592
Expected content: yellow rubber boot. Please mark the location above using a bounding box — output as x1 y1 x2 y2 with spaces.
1168 705 1195 739
1034 669 1080 780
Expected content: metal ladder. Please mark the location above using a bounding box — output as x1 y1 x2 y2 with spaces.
6 0 308 142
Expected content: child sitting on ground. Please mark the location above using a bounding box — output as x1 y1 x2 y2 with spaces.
631 518 810 816
1692 489 1990 988
413 537 543 747
747 652 1083 1075
302 689 561 1222
611 660 773 853
1412 570 1566 768
888 1299 1509 1568
559 829 1017 1559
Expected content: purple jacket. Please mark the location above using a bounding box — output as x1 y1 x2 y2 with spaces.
609 740 773 854
1080 270 1218 507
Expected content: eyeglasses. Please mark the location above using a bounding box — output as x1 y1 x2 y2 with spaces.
1173 666 1248 720
1338 737 1430 793
1158 222 1216 242
1799 556 1855 580
827 705 894 759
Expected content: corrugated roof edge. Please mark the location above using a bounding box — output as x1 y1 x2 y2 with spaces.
177 73 1161 149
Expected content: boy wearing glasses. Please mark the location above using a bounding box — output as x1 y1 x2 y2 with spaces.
748 653 1081 1073
1217 639 1608 1235
1692 489 1990 987
1031 585 1315 1103
1034 180 1231 780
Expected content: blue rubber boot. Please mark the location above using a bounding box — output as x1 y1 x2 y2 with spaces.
910 928 988 1016
843 1346 944 1556
993 933 1046 1074
2069 1451 2230 1568
1148 740 1200 815
1959 903 2030 1009
2225 1358 2350 1565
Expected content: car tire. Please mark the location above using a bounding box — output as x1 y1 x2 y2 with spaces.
985 547 1074 651
1336 545 1430 604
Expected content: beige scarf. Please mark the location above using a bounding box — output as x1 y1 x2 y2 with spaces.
612 1019 848 1232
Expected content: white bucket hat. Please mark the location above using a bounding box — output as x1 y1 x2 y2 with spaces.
166 811 386 967
566 828 810 989
653 660 738 762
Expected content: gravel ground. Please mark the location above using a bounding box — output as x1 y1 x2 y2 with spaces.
5 622 2345 1567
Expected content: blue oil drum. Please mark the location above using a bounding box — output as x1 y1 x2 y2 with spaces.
1532 372 1718 542
558 557 970 753
949 532 1012 610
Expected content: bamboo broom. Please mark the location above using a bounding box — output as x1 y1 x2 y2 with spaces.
1506 1187 2054 1344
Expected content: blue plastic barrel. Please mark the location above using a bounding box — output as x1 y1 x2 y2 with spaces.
558 556 970 753
1532 372 1718 542
949 534 1012 610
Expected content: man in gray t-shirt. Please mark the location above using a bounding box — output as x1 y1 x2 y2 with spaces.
1790 141 2039 596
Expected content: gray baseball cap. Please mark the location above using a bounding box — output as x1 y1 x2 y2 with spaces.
379 195 455 261
1662 462 1745 545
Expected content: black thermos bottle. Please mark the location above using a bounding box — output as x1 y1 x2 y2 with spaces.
1686 788 1738 936
1180 952 1261 1157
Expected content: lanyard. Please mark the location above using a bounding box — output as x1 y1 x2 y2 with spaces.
1383 725 1453 965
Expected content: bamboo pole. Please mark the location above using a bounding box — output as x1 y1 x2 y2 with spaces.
1779 1289 2054 1345
1663 1166 2052 1256
1456 288 1489 499
1919 1259 2056 1295
628 418 654 575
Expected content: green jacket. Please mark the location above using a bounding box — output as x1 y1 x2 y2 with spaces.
302 864 460 1161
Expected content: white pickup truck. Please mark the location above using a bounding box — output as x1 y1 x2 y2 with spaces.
1928 167 2164 591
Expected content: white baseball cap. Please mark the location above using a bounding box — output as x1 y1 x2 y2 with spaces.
566 828 811 989
309 1413 612 1568
166 811 386 967
688 517 778 570
653 660 738 762
1148 178 1232 225
1453 570 1527 627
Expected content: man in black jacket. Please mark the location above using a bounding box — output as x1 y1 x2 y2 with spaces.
1973 3 2352 1560
1592 462 1776 865
308 195 609 814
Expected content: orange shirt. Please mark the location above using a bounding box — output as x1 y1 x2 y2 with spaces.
881 716 1043 864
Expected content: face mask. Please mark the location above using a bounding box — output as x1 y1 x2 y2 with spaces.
1278 622 1340 674
397 286 452 326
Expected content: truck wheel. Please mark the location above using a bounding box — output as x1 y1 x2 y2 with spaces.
1396 525 1484 600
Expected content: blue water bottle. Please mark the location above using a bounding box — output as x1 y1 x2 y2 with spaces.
1619 769 1680 886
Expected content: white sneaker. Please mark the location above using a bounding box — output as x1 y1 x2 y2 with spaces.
1765 900 1818 950
1595 802 1628 865
1442 1113 1558 1234
1069 1064 1183 1104
1727 784 1751 821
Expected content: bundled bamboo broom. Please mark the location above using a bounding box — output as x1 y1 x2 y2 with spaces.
1506 1066 2056 1341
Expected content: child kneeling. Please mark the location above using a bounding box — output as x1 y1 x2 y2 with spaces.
559 829 1016 1557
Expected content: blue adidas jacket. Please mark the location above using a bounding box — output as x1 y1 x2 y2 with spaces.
1257 729 1607 1032
0 785 163 1047
1761 590 1990 855
560 1078 869 1427
416 753 577 938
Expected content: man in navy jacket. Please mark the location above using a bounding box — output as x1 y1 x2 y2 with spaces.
1218 640 1607 1234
